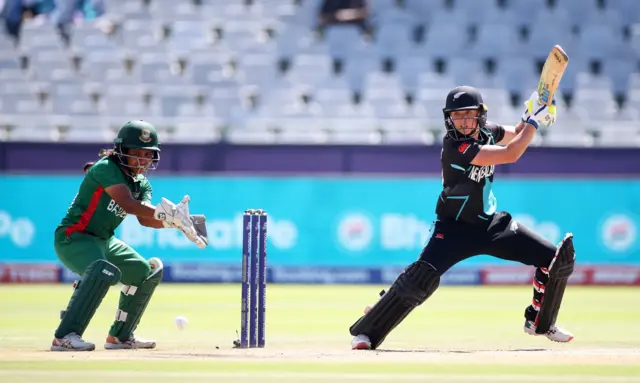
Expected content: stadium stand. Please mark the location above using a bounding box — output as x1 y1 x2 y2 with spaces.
0 0 638 146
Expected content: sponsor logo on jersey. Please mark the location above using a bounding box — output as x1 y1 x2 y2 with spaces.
139 129 152 143
458 142 470 153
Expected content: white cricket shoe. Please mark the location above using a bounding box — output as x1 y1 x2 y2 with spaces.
351 334 372 350
51 332 95 351
104 334 156 350
524 320 574 343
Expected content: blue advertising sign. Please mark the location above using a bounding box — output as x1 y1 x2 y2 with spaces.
0 175 638 266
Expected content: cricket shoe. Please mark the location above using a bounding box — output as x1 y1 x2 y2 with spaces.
351 334 372 350
105 334 156 350
51 332 95 351
524 320 574 343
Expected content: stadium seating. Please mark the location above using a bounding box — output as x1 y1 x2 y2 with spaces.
0 0 638 146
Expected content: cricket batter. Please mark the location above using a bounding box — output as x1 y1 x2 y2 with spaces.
350 87 576 350
51 120 207 351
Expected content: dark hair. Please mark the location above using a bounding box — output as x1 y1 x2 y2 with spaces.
83 147 116 172
99 148 115 157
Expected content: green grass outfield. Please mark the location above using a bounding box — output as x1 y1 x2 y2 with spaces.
0 284 638 382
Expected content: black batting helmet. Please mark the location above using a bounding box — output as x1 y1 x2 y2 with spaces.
443 86 488 140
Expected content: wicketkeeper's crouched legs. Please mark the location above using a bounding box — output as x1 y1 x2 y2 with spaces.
524 233 576 341
100 236 161 348
52 230 120 350
106 258 163 349
55 259 121 339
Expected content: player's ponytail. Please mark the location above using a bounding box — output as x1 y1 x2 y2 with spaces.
98 148 115 158
83 162 95 172
84 148 115 171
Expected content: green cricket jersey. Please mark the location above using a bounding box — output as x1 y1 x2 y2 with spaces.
59 156 152 239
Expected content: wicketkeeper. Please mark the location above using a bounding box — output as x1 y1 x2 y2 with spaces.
51 120 208 351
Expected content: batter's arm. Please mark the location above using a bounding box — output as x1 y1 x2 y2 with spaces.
470 123 536 166
496 121 526 145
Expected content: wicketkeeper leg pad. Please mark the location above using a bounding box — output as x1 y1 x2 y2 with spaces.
349 261 440 350
55 259 121 338
109 258 163 341
534 233 575 334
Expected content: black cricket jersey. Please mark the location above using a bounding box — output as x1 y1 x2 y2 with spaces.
435 123 506 225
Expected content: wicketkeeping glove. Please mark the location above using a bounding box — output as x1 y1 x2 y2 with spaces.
154 196 208 249
190 214 209 247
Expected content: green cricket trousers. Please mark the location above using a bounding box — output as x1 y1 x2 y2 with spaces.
54 227 151 285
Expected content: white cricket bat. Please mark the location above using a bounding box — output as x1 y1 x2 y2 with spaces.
537 45 569 106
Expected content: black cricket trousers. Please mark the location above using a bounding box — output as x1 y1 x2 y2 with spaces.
419 212 557 274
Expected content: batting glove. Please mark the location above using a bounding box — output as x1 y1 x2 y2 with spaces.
521 91 556 129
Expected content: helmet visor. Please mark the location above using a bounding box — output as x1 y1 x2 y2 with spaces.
117 149 160 176
445 109 482 140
